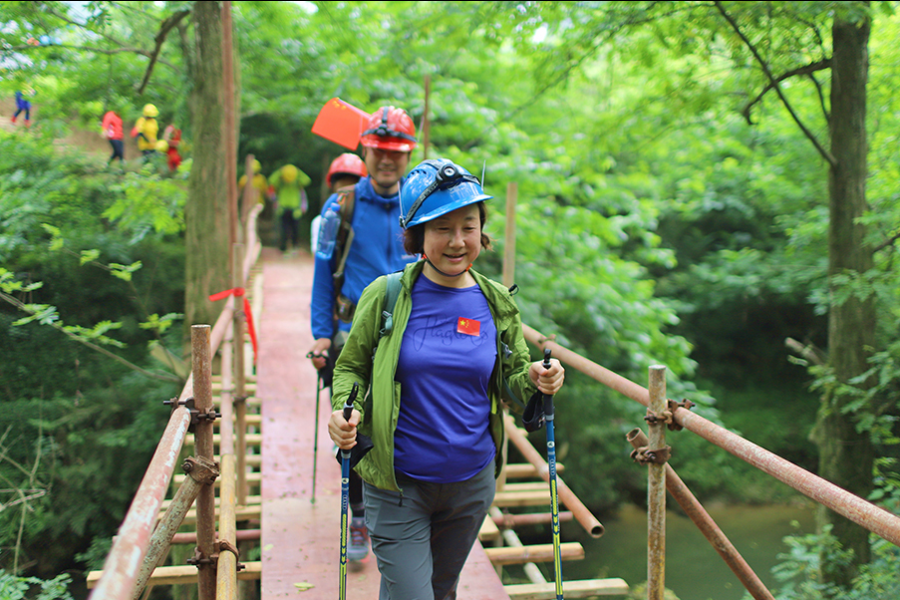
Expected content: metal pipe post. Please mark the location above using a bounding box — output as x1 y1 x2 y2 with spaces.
627 429 775 600
191 325 217 600
647 366 667 600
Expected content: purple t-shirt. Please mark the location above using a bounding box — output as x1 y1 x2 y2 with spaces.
394 275 498 482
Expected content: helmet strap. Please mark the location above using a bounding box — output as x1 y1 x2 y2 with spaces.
422 255 472 279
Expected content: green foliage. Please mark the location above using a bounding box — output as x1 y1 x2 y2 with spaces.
0 573 74 600
0 130 184 574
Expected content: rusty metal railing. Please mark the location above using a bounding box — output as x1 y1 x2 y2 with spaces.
523 324 900 600
88 205 262 600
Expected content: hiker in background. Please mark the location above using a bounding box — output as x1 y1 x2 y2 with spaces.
11 90 32 127
162 123 182 173
328 158 565 600
310 153 368 253
101 108 124 166
131 103 159 162
239 159 269 207
269 164 311 254
307 106 419 563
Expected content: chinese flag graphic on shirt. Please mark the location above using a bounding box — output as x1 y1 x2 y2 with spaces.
457 317 481 336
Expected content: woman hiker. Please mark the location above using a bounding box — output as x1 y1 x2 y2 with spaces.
327 158 565 600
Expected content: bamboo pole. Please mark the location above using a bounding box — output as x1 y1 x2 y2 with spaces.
422 75 430 159
232 243 248 503
222 0 238 256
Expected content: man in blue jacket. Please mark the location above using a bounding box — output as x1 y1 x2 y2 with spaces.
308 105 419 562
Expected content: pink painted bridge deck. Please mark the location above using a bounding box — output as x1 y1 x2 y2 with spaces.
256 250 510 599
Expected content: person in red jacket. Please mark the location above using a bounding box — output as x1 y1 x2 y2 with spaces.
162 124 182 172
101 109 125 166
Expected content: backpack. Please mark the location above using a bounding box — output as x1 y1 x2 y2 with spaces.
332 187 356 298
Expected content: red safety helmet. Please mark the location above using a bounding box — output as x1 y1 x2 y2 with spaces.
326 153 368 187
359 106 417 152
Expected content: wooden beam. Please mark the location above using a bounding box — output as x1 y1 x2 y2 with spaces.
493 489 551 507
484 542 583 566
505 463 564 478
478 513 501 542
161 495 261 511
87 562 262 588
184 433 262 446
171 503 261 526
173 471 261 487
505 578 630 599
501 482 554 493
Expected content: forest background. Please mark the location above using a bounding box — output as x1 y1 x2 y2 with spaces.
1 1 899 599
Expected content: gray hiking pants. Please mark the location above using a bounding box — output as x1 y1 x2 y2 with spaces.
363 461 496 600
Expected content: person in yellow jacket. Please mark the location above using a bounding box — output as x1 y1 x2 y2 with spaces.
131 104 159 162
269 164 311 253
238 159 269 214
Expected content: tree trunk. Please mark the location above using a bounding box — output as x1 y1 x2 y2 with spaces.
816 10 874 588
185 1 230 332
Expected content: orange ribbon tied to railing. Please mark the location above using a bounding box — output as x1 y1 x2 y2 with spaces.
209 287 258 364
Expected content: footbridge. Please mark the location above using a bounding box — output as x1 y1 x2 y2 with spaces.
85 211 900 600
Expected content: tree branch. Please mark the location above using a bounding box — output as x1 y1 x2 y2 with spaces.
741 58 831 123
0 291 180 384
137 9 191 95
9 43 176 71
786 337 827 366
873 231 900 253
714 1 837 167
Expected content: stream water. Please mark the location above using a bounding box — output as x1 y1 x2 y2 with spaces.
560 502 817 600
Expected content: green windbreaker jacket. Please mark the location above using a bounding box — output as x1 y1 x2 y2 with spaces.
331 260 538 492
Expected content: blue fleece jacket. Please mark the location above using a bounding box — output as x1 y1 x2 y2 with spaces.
310 176 418 340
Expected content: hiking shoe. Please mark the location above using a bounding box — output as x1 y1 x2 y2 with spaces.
348 516 369 561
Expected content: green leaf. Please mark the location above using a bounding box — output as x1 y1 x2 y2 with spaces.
79 249 101 265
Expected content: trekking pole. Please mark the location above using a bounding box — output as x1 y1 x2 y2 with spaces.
339 381 360 600
311 370 322 504
542 348 564 599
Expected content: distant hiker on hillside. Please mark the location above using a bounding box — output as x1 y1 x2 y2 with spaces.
308 106 420 564
269 164 311 253
101 109 125 166
162 124 182 172
131 104 159 162
327 159 566 599
310 153 368 253
11 90 32 127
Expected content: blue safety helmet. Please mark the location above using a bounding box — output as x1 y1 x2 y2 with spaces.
399 159 492 229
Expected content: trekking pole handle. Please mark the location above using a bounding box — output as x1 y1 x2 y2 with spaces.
341 382 359 460
542 349 554 419
343 382 359 422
